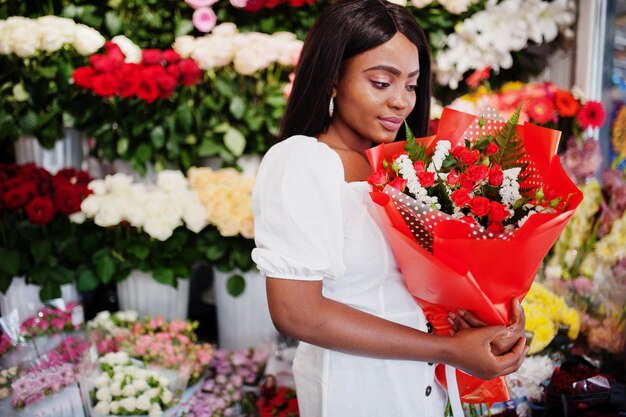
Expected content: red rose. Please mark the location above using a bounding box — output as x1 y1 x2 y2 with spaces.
142 49 162 65
54 185 82 215
25 196 56 225
89 55 119 74
469 196 490 217
488 165 503 186
166 64 181 81
367 170 389 188
460 215 476 225
118 77 139 98
388 177 407 192
485 142 498 155
451 189 471 207
451 146 465 160
488 201 509 222
103 41 125 62
466 164 489 182
2 186 30 209
162 49 181 64
245 0 264 11
417 171 435 188
458 173 475 189
72 67 95 89
55 168 77 179
487 222 504 234
142 65 166 80
157 74 177 92
447 169 458 186
179 58 200 75
136 78 160 103
182 72 201 86
91 74 120 97
459 149 480 165
413 160 425 174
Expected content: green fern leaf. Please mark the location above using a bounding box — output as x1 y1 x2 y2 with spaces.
490 105 526 170
404 122 427 162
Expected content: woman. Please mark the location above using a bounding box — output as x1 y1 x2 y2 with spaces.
252 1 528 416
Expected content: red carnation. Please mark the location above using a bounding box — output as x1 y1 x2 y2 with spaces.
447 169 458 186
526 97 555 124
54 185 82 215
367 170 389 188
142 49 162 65
487 222 504 234
577 101 606 129
162 49 181 64
458 173 475 190
413 160 425 174
388 177 407 192
466 164 489 182
91 74 120 97
25 196 56 225
469 196 490 217
73 67 95 89
488 201 509 222
485 142 498 155
554 90 579 117
488 165 503 186
136 78 160 103
451 189 471 207
417 171 435 188
459 149 480 165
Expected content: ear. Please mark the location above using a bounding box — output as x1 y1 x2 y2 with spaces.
331 86 337 98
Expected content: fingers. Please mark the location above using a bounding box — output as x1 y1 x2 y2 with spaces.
509 298 525 325
447 312 471 335
498 342 529 377
494 336 528 375
457 309 488 328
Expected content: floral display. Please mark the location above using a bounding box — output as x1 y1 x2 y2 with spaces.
20 303 82 338
407 0 478 14
522 283 580 354
91 351 175 417
0 366 19 400
172 23 301 75
0 333 15 356
435 1 575 89
87 310 139 336
255 385 299 417
611 105 626 161
80 171 207 241
506 354 556 402
73 41 202 102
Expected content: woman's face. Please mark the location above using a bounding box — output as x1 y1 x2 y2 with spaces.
332 32 420 144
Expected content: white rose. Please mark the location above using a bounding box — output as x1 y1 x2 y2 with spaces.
94 204 123 227
109 401 120 414
172 35 196 58
122 383 136 397
11 21 40 57
156 170 188 192
87 179 107 195
146 388 161 399
149 404 163 417
160 390 173 405
120 396 137 413
94 373 111 389
69 211 86 224
183 203 208 233
105 173 134 191
132 378 149 392
73 24 105 56
136 395 152 411
113 373 125 383
143 219 176 241
38 16 75 52
110 381 123 396
411 0 433 7
94 401 110 415
158 376 169 388
112 35 141 63
96 387 112 402
126 205 146 228
386 0 407 5
212 22 237 36
80 195 100 217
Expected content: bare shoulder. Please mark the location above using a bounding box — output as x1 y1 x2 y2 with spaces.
332 149 372 182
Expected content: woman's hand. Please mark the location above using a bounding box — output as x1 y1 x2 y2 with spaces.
448 298 526 356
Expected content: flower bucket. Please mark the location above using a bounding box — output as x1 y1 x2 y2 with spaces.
213 268 276 350
0 277 78 321
14 128 85 174
116 270 190 320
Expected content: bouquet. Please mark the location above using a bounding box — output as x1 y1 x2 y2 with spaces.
365 107 582 405
20 302 82 338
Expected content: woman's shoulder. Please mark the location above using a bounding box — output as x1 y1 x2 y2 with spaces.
262 135 343 174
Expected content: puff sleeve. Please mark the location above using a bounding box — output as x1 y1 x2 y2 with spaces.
251 135 347 281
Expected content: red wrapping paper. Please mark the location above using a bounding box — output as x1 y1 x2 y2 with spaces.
366 108 582 404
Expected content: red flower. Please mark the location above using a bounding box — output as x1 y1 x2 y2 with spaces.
488 201 509 222
413 160 425 174
459 149 480 165
485 142 498 155
89 55 119 74
526 97 555 124
451 189 471 207
166 64 181 81
136 78 160 103
458 173 475 190
447 169 458 186
245 0 264 11
451 146 465 160
554 90 579 117
388 177 407 192
469 196 490 217
72 67 95 89
466 164 489 182
460 215 475 225
103 41 125 62
487 222 504 234
391 152 408 161
178 59 202 86
162 49 181 64
118 77 139 98
25 196 56 225
417 171 435 188
157 74 177 93
466 66 491 89
142 49 162 65
2 186 31 209
577 101 606 129
367 170 389 188
488 165 503 186
91 74 120 97
54 185 82 215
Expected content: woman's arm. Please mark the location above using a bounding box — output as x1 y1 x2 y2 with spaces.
267 277 528 380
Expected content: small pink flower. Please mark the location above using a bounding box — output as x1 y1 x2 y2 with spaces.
229 0 247 7
185 0 218 8
192 7 217 33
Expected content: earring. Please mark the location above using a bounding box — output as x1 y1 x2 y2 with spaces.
328 97 334 118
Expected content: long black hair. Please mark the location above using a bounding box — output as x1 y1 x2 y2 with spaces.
279 0 432 141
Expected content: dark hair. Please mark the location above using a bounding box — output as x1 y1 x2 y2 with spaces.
279 0 432 141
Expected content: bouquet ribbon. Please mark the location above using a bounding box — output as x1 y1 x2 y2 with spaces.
366 107 582 408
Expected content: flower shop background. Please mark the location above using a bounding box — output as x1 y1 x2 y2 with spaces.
0 0 625 416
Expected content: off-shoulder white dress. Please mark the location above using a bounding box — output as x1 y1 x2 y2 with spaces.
252 135 446 417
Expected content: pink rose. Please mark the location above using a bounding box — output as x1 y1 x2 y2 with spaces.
185 0 218 8
192 7 217 33
230 0 247 7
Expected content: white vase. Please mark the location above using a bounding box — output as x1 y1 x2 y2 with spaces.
116 270 190 320
14 128 86 174
213 268 276 350
0 277 78 320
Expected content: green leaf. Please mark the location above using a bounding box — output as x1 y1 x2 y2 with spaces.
96 254 115 284
105 11 123 35
150 126 166 150
0 274 12 294
136 143 152 163
224 127 246 157
404 135 427 162
31 240 52 265
117 137 129 157
490 105 526 170
12 83 29 102
198 139 221 157
76 267 99 292
215 76 236 98
226 274 246 297
0 249 19 275
205 244 227 261
129 245 149 260
176 106 193 132
229 96 246 120
175 19 194 37
38 66 58 79
19 111 39 133
153 268 175 287
39 283 62 302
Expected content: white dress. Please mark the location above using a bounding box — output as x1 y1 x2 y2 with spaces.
252 136 447 417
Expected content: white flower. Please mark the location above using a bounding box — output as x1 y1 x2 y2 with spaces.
94 373 111 389
10 18 39 57
439 0 477 14
411 0 433 7
122 384 136 397
119 396 137 413
132 378 149 392
212 22 238 36
143 218 176 241
38 15 76 53
104 173 134 191
157 170 188 192
149 404 163 417
96 387 112 402
161 389 173 405
136 394 152 411
94 401 110 415
158 376 169 387
73 23 105 56
69 211 86 224
172 35 196 58
183 202 208 233
110 381 123 396
109 401 120 414
146 388 161 399
386 0 407 5
111 35 141 63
